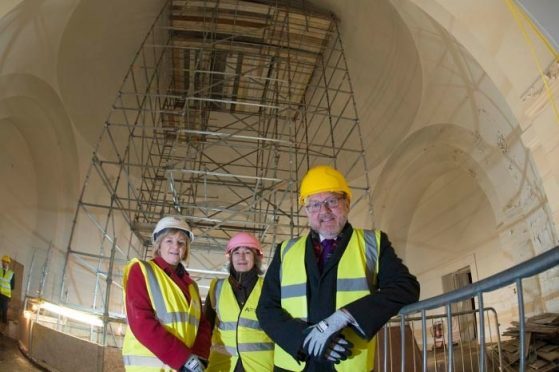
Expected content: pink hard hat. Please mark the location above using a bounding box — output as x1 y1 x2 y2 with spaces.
226 232 263 256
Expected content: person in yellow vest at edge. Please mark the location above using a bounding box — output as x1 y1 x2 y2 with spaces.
204 232 274 371
1 255 15 331
256 165 420 371
122 216 211 371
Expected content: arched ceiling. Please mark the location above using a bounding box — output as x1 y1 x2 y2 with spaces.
0 74 80 297
53 0 552 250
2 0 557 301
0 1 23 19
57 0 165 147
54 0 425 165
312 0 423 167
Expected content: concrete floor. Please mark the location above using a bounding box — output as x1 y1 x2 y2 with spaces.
0 333 44 371
425 342 501 372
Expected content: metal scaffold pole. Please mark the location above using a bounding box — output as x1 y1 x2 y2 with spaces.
58 0 371 346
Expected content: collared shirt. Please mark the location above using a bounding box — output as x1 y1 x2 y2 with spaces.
310 231 340 269
309 228 367 331
125 256 211 369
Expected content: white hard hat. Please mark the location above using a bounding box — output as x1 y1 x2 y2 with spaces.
152 216 194 243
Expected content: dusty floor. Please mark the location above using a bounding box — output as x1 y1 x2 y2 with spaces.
0 333 44 371
425 342 503 372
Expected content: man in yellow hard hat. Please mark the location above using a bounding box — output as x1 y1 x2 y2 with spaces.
1 255 15 327
257 165 420 371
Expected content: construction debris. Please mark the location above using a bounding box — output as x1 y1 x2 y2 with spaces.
490 313 559 371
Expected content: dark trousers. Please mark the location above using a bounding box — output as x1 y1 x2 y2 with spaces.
0 294 9 323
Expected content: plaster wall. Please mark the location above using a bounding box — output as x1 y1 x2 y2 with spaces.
22 321 124 372
0 0 558 361
317 0 559 332
399 0 559 233
0 0 165 308
0 75 79 302
382 0 559 321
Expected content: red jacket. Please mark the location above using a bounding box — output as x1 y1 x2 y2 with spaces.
125 256 211 369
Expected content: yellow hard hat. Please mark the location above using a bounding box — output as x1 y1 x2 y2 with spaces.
1 255 11 263
299 165 352 204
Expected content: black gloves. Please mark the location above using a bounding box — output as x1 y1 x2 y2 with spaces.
302 310 351 356
321 334 353 363
302 310 354 364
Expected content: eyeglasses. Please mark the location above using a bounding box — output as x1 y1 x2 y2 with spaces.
305 196 345 213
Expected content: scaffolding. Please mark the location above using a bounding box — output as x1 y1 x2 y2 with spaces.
58 0 372 345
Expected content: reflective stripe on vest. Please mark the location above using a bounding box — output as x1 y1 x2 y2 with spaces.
276 229 381 372
0 269 14 298
207 277 274 372
121 259 201 371
122 355 169 369
142 262 200 329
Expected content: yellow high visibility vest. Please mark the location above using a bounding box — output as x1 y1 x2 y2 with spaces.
121 259 202 371
0 269 14 298
276 229 381 372
207 277 274 372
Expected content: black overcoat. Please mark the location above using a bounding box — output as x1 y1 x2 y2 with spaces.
256 223 420 371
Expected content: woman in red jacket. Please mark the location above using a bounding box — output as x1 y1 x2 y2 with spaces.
122 216 211 372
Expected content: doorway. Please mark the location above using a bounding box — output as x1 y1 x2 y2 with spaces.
442 267 477 342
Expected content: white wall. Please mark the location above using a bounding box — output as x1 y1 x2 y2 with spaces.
0 0 557 328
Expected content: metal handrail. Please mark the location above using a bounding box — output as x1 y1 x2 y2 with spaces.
391 307 498 322
399 246 559 314
395 245 559 372
382 307 503 372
